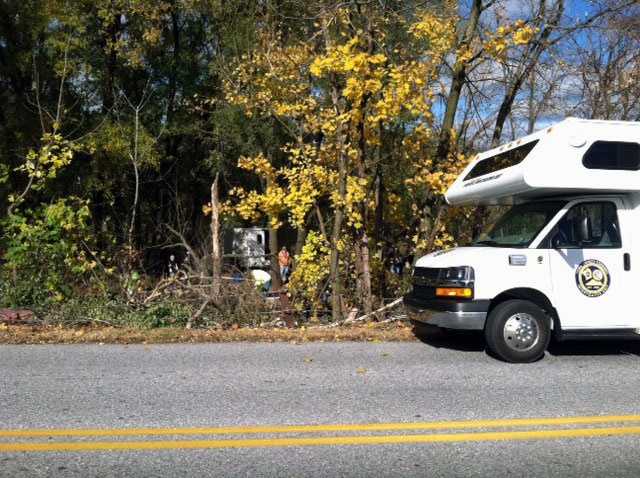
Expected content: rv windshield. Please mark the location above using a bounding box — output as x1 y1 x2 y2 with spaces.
472 201 566 248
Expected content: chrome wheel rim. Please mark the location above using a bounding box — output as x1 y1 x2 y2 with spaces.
503 313 539 352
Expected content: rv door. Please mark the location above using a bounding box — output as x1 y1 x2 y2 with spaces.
543 199 635 329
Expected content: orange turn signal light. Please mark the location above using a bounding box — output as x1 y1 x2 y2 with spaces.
435 287 473 298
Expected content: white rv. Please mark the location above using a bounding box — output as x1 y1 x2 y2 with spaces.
224 227 270 269
405 118 640 362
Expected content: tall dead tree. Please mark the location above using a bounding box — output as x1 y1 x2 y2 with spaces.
120 81 154 260
210 173 222 301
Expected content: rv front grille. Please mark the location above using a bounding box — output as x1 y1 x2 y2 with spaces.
411 267 441 299
412 267 442 286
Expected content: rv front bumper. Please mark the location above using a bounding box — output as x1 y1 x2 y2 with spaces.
403 295 489 330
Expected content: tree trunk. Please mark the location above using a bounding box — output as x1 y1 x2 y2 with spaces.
354 244 363 307
425 201 446 254
413 208 432 264
329 150 347 321
373 166 386 298
360 234 373 314
355 131 372 315
437 67 466 160
527 68 537 134
167 7 181 124
491 0 564 146
373 166 384 246
471 205 486 240
315 204 328 241
128 106 140 257
294 224 307 258
264 175 281 290
268 223 281 290
436 0 483 162
101 13 120 113
323 21 348 321
210 173 222 301
491 74 529 147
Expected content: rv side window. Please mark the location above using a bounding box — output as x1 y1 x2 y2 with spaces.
583 141 640 171
544 202 621 249
464 140 539 181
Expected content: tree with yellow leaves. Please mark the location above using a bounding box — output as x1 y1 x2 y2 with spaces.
220 0 555 320
223 4 465 319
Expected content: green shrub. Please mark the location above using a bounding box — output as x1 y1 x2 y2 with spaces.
1 197 96 306
36 296 195 329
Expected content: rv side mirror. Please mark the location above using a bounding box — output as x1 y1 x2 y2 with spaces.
574 215 593 244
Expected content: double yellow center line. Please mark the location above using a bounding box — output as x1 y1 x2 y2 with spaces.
2 415 640 453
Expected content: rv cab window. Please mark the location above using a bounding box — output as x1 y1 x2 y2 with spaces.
582 141 640 171
472 201 565 248
544 202 621 249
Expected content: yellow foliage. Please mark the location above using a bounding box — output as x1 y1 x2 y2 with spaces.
288 231 330 303
405 129 469 197
409 11 457 54
484 20 539 59
219 5 516 299
223 153 291 228
513 25 537 45
282 158 337 228
14 133 77 203
238 153 278 182
224 33 315 120
343 176 368 229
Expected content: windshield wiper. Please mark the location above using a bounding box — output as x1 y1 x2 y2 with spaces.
473 240 500 247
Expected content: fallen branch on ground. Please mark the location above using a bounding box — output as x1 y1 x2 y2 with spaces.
186 298 211 329
325 298 403 328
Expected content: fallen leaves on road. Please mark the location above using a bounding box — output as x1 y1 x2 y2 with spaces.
356 367 367 374
0 322 416 345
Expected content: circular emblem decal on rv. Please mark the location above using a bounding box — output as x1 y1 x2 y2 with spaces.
575 260 610 297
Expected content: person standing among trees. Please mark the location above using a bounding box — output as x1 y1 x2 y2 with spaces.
278 246 292 283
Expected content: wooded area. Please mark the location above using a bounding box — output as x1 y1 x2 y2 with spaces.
1 0 639 326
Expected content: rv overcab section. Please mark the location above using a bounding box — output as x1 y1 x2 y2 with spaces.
406 118 640 363
445 117 640 206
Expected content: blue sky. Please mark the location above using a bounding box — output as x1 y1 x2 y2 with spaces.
432 0 623 145
497 0 600 21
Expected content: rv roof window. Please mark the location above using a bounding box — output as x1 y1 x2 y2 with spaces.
582 141 640 171
464 141 539 181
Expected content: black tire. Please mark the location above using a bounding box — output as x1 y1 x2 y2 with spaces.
484 299 551 363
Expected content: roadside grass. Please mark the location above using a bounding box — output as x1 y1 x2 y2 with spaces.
0 322 416 344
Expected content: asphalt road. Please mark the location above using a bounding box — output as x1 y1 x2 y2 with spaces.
2 333 640 477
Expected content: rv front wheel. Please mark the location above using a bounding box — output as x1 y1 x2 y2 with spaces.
484 299 550 363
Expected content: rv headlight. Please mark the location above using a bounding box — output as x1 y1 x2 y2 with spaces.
439 266 474 286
